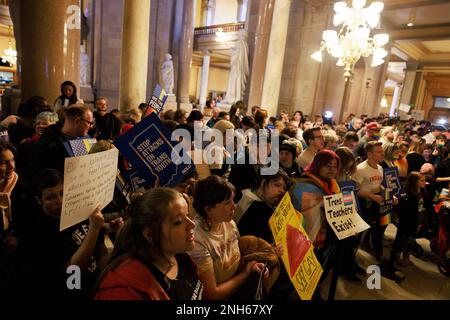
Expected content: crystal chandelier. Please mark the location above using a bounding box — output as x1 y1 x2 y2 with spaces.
310 0 390 79
1 27 17 66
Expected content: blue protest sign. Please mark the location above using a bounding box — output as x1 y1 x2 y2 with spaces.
114 112 194 188
145 84 168 116
383 167 405 197
379 188 394 217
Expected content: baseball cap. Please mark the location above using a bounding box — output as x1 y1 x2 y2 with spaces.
366 122 380 131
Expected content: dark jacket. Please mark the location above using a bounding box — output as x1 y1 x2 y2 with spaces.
93 112 122 141
406 152 426 174
281 162 303 179
229 162 261 203
30 122 72 174
397 188 433 237
238 201 274 243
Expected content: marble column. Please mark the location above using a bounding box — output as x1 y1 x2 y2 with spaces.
400 61 420 105
119 0 150 112
247 0 275 110
196 67 202 102
237 0 248 22
260 0 291 117
177 0 195 110
389 83 402 117
19 0 80 102
202 0 214 26
199 51 210 109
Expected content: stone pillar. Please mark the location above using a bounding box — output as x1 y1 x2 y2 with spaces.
119 0 150 112
196 67 202 102
177 0 195 110
260 0 291 117
202 0 214 26
247 0 275 111
19 0 80 103
400 61 420 105
389 83 402 117
199 51 210 108
237 0 248 22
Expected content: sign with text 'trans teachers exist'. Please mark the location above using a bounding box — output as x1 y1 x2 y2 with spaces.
60 148 119 231
269 193 322 300
323 191 370 240
114 112 194 188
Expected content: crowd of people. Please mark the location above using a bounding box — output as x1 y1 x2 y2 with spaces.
0 79 449 300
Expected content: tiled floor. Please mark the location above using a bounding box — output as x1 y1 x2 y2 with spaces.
321 224 450 300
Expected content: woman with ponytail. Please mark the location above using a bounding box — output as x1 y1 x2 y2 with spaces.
94 188 203 300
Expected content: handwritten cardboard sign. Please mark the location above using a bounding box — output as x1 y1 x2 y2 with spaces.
269 193 323 300
323 192 370 240
60 148 119 231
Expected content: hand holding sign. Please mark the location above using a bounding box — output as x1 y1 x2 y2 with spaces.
269 193 323 300
323 192 370 240
89 206 105 231
60 148 119 231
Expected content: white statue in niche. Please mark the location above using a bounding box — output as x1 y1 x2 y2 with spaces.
224 30 249 104
161 53 174 94
80 45 90 86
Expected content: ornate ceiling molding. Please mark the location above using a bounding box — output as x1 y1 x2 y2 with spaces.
303 0 334 9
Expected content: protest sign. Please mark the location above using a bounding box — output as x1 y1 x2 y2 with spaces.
411 109 424 121
269 193 322 300
145 84 168 116
126 169 148 193
338 180 364 217
383 167 405 198
379 188 394 217
399 103 411 113
60 148 119 231
69 138 97 156
114 112 194 188
323 192 370 240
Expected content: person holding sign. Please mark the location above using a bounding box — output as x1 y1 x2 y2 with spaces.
352 141 386 264
190 176 272 300
95 188 203 300
335 147 365 285
13 169 106 298
290 150 341 298
237 169 296 300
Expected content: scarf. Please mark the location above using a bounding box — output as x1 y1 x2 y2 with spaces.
302 172 340 195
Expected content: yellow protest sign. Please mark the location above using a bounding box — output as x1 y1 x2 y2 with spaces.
269 193 323 300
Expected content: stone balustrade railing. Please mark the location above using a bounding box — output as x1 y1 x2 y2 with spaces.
194 22 245 37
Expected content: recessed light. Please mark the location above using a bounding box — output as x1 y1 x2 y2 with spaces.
406 22 414 27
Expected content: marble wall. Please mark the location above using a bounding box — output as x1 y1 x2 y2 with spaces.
93 0 175 110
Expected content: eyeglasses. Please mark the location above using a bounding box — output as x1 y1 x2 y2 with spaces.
80 118 95 127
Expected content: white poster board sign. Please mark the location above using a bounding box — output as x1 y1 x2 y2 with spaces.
399 103 411 113
410 109 425 121
60 148 119 231
323 191 370 240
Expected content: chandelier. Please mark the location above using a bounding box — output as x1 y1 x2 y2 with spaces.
1 26 17 66
310 0 390 79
